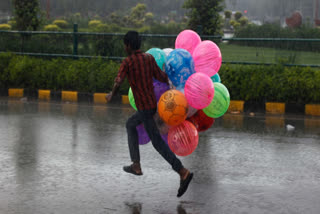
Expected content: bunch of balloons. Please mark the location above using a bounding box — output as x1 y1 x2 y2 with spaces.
128 30 230 157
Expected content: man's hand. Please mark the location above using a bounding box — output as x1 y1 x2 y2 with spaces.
106 92 113 102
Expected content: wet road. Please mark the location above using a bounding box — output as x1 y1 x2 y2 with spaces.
0 98 320 214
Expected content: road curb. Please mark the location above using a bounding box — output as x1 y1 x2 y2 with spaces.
3 88 320 116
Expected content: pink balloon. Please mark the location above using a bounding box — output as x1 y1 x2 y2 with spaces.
193 40 222 77
175 30 201 55
185 73 215 109
176 87 200 117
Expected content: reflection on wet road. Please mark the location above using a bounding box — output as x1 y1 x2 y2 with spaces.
0 99 319 214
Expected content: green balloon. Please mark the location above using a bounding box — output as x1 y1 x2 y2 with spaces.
128 87 137 111
203 83 230 118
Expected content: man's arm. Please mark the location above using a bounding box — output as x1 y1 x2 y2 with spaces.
152 57 169 84
106 81 120 102
106 60 128 102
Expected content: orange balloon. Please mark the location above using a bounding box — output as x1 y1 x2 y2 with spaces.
158 90 188 126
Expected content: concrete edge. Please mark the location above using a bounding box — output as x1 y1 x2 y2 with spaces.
8 88 24 98
4 89 320 116
265 102 285 114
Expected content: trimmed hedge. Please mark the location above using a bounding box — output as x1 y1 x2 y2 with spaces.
233 24 320 52
219 64 320 104
0 53 319 104
0 53 129 94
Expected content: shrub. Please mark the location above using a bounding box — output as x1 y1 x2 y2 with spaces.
96 23 110 32
234 11 243 21
0 53 122 93
239 16 248 26
224 10 232 19
43 24 61 31
8 20 16 28
229 20 240 29
219 64 320 103
89 20 102 29
0 53 319 103
53 20 69 29
233 24 320 51
0 24 11 30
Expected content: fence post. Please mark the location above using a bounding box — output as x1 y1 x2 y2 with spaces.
73 23 78 58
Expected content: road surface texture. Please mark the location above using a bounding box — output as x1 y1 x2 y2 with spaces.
0 98 319 214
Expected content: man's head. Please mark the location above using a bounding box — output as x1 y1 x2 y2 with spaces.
124 31 141 54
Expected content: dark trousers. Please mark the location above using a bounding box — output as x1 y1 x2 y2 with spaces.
126 108 183 173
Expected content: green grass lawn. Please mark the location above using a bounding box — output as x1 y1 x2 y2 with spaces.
219 43 320 65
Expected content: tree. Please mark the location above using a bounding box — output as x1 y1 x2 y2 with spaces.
129 3 147 27
183 0 224 35
239 16 248 26
13 0 41 31
234 11 242 21
145 12 154 25
130 3 147 21
224 10 232 19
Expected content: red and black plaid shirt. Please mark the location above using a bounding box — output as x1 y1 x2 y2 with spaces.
115 50 168 110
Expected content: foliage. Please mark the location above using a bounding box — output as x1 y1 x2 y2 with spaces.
145 12 155 25
0 24 11 30
224 10 232 19
65 13 90 28
0 53 127 93
21 0 187 21
12 0 41 31
43 24 61 31
183 0 224 35
219 64 320 103
130 3 147 22
53 20 69 29
88 20 102 29
0 53 319 103
239 16 248 27
7 20 17 29
233 23 320 51
234 11 242 21
229 20 240 29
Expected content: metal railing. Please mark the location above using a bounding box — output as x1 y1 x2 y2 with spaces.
1 24 320 67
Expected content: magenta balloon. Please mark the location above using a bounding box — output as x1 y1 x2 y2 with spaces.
185 73 215 109
137 124 150 145
175 30 201 55
193 40 222 77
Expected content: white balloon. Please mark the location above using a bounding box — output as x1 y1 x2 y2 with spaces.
163 48 174 56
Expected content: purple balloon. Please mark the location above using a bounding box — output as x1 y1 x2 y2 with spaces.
161 134 168 145
137 124 150 145
154 112 170 135
137 123 168 146
153 79 170 102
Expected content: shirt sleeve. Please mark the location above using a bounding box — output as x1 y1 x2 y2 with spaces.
151 56 168 83
115 59 129 85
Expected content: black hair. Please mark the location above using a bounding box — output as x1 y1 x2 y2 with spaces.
123 31 141 50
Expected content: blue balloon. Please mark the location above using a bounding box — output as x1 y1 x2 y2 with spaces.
211 73 221 83
165 49 195 87
147 48 167 71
